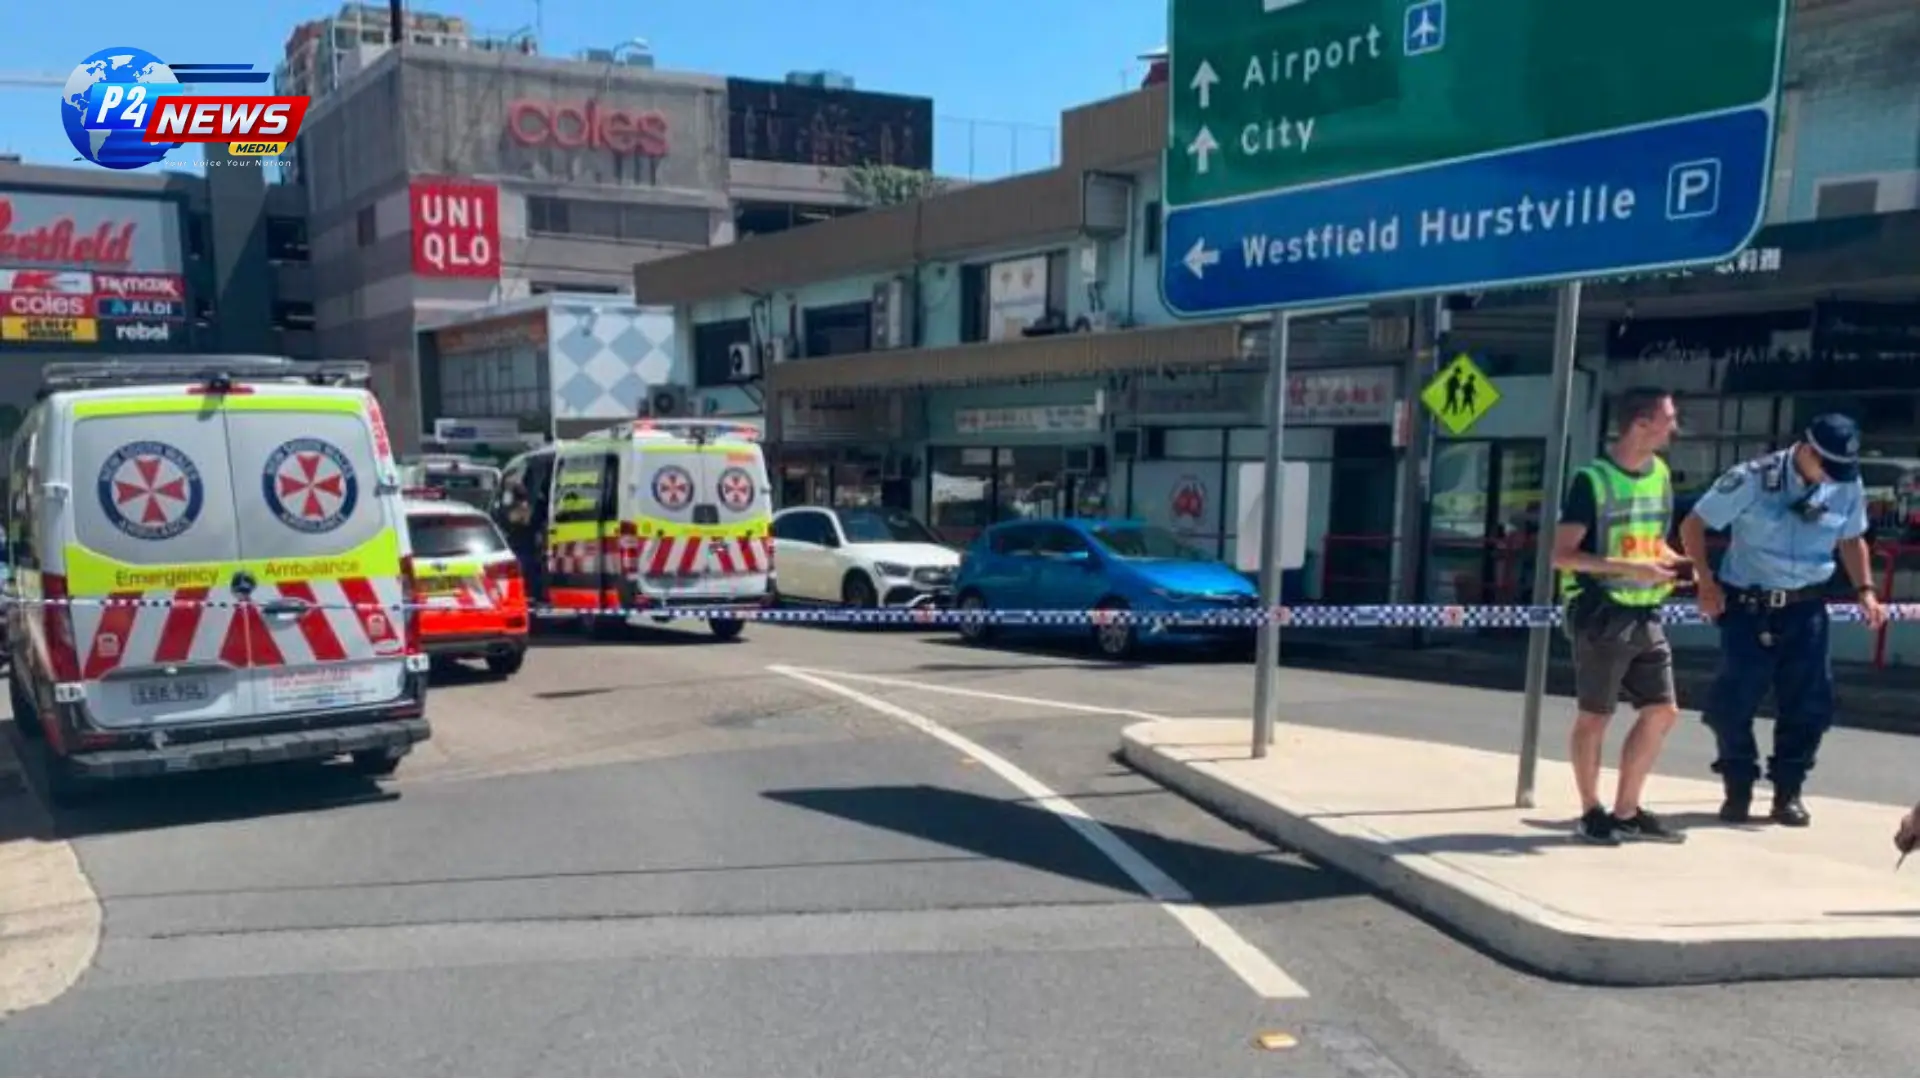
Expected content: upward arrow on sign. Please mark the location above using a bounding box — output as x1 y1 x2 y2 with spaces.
1187 127 1219 174
1189 60 1218 109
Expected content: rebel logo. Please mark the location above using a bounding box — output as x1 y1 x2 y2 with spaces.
111 321 173 342
505 100 669 157
0 197 137 268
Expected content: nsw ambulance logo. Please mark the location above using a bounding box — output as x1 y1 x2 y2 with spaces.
651 465 694 511
97 440 203 541
263 438 358 534
716 467 755 512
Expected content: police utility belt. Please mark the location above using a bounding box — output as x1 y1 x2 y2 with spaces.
1720 582 1826 612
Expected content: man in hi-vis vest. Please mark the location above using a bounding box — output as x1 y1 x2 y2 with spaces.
1550 386 1689 846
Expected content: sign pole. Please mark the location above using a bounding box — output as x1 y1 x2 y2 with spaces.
1516 280 1583 808
1252 308 1291 759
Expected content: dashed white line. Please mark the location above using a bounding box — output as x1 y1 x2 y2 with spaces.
767 664 1310 1000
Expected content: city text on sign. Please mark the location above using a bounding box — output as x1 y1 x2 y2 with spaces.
505 100 670 157
409 180 501 280
1159 0 1788 316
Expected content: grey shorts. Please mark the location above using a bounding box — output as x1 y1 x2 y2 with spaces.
1568 603 1676 716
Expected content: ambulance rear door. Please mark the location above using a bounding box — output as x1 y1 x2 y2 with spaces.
62 397 250 728
223 394 408 719
630 435 715 602
703 436 773 602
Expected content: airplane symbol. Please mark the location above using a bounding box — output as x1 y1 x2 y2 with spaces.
1403 0 1446 56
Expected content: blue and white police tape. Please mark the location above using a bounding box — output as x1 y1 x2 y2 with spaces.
534 601 1919 629
7 591 1912 626
0 596 1914 629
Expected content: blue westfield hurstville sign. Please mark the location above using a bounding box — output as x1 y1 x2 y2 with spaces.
1159 0 1791 317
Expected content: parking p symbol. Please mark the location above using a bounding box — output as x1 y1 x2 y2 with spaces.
1666 159 1722 221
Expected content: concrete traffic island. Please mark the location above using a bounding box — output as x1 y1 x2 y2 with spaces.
1121 719 1920 986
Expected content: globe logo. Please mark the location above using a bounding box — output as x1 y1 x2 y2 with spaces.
60 46 184 171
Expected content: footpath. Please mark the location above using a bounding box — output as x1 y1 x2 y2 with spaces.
0 726 101 1019
1123 719 1920 987
1278 631 1920 737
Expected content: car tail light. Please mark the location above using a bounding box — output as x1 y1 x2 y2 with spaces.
40 573 82 685
485 559 521 604
400 555 423 655
616 520 641 576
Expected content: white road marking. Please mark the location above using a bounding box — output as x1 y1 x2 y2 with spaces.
767 664 1310 1000
772 665 1170 721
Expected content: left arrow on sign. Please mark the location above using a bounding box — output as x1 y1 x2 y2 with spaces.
1188 126 1219 174
1190 60 1219 109
1183 237 1221 279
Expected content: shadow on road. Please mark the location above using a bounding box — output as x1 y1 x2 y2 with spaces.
3 721 398 841
763 782 1359 908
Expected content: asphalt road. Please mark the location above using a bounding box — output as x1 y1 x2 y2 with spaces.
5 619 1920 1076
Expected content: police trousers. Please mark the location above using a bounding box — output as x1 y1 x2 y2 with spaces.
1703 596 1834 789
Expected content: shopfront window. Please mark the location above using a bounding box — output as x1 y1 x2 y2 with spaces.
929 445 1109 546
440 344 546 421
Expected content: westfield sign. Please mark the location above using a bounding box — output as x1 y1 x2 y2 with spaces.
0 197 136 267
505 100 670 157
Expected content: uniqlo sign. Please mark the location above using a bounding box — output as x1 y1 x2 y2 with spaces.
409 179 501 280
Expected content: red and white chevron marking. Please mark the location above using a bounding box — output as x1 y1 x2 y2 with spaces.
641 535 772 577
68 577 407 679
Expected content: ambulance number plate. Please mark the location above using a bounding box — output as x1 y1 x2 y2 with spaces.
133 676 210 706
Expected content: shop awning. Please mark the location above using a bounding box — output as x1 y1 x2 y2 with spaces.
766 319 1256 395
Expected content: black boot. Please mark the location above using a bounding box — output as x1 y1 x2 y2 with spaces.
1772 784 1811 827
1719 778 1753 823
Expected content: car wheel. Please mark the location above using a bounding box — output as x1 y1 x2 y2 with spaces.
956 591 994 644
842 573 878 609
708 617 745 641
1091 598 1137 661
485 647 525 677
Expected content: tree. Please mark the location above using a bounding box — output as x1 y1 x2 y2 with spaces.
843 163 947 207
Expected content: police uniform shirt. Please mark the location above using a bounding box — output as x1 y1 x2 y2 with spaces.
1690 448 1868 591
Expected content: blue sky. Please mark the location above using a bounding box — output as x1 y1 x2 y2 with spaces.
0 0 1166 179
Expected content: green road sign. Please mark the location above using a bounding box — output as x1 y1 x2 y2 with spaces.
1166 0 1788 209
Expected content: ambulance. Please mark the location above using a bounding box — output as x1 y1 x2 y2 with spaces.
491 418 774 639
4 358 432 803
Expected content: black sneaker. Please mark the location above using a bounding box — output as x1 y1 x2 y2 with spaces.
1613 808 1686 844
1574 806 1620 845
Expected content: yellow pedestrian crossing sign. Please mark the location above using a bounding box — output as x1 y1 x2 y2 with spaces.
1421 353 1502 436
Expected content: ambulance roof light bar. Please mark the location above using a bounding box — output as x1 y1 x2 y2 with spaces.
629 417 763 442
40 357 373 395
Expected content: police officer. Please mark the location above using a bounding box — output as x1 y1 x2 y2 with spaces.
1679 414 1889 826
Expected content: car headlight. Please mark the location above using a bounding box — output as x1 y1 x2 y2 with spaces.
874 561 912 579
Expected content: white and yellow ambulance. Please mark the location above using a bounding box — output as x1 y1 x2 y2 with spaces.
4 358 432 803
491 418 774 639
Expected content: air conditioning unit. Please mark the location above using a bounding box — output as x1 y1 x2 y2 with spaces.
760 336 790 368
637 384 688 418
727 341 759 381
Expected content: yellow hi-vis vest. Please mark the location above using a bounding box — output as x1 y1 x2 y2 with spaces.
1559 456 1675 608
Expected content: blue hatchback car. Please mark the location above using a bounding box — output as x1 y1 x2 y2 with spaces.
951 517 1259 660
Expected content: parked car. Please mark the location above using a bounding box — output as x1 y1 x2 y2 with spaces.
951 517 1258 660
770 505 959 609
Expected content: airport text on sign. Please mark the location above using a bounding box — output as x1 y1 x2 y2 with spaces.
1159 0 1789 317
